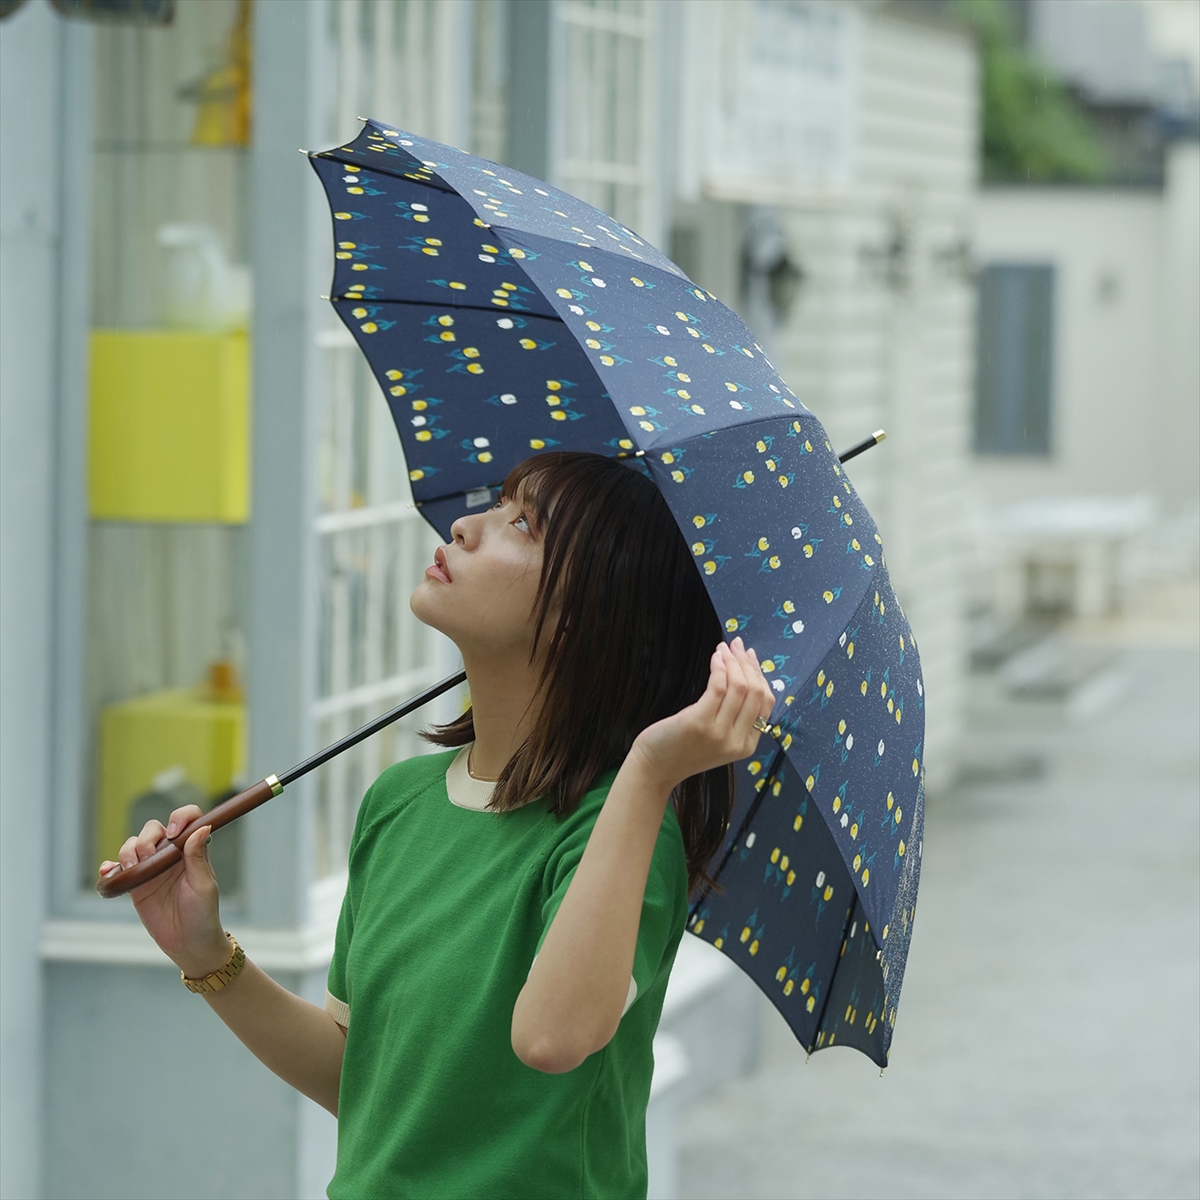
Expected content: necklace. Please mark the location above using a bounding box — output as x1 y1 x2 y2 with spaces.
466 745 499 784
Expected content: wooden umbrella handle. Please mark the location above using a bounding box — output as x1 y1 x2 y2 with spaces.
95 776 282 899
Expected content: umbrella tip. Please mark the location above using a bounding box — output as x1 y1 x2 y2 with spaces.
873 429 887 443
299 148 310 155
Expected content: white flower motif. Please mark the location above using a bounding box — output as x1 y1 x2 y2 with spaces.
792 619 804 634
496 318 514 329
815 871 826 887
473 437 490 448
877 740 885 755
845 734 854 750
500 393 517 405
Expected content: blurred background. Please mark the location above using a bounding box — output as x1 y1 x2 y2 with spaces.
1 1 1196 1197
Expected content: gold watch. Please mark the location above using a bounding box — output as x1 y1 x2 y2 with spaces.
181 933 246 994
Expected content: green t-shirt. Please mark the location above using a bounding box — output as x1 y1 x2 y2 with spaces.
325 748 689 1199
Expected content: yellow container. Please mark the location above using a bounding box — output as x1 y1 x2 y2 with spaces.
89 329 250 522
95 688 246 864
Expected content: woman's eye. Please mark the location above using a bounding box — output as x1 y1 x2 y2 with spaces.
513 513 530 533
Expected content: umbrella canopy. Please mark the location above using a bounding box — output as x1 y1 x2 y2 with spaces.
309 121 925 1067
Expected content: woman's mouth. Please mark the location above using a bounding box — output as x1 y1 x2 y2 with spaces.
426 546 452 584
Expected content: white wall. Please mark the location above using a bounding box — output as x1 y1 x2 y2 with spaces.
773 10 978 789
972 148 1200 511
0 5 61 1195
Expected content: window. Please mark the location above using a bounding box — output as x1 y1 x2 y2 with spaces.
973 263 1055 456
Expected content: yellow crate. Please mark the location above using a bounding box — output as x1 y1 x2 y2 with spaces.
95 688 246 864
89 330 250 522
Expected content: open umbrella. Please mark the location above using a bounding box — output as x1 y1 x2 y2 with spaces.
101 120 924 1069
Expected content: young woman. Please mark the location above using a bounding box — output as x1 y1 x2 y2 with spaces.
102 451 773 1199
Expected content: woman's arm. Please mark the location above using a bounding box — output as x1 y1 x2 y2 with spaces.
101 814 346 1115
511 637 772 1072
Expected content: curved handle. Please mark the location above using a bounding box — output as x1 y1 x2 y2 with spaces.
96 776 282 899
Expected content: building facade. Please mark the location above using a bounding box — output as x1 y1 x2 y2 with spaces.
0 3 976 1196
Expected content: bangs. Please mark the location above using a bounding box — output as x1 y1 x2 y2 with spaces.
499 455 576 536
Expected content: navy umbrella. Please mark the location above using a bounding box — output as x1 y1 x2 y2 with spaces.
301 120 926 1068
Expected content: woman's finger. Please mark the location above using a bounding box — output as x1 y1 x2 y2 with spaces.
166 805 204 839
712 639 750 731
182 825 218 891
134 820 167 861
746 647 775 720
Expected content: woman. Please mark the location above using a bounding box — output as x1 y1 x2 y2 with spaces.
102 451 773 1199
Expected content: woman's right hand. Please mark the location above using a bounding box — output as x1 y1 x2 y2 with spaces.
98 806 232 980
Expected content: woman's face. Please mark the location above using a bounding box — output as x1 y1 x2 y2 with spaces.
410 491 547 661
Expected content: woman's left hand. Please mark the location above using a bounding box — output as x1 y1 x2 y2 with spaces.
631 636 774 793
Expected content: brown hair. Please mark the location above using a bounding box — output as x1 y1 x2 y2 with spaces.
423 451 733 895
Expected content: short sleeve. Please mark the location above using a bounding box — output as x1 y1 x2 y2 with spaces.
325 884 354 1026
325 776 377 1026
537 803 688 1004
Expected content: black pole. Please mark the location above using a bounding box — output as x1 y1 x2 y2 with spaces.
838 429 887 463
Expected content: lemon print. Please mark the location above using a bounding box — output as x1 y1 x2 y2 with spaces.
861 868 870 885
771 847 780 864
725 617 739 632
409 469 424 481
703 560 716 574
555 287 572 298
412 399 428 411
439 331 456 342
463 347 480 358
694 515 708 528
390 385 406 397
692 542 705 555
783 979 794 996
519 338 537 350
761 660 775 673
749 940 759 956
805 774 814 791
352 307 368 318
898 839 906 856
742 471 754 484
671 469 685 482
740 927 751 943
823 885 833 901
793 814 803 831
600 355 615 366
530 439 546 449
803 545 814 558
416 430 431 442
361 322 378 333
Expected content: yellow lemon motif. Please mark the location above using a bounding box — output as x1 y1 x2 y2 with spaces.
519 338 537 350
823 591 834 603
693 919 705 934
805 774 814 791
783 979 794 996
832 796 841 813
823 885 833 901
749 940 759 956
898 839 906 856
352 307 368 318
415 430 432 442
389 385 406 397
850 822 858 838
555 287 572 298
742 471 754 484
714 937 724 949
703 560 716 574
793 814 803 831
463 347 480 358
725 617 739 632
439 331 456 342
692 542 705 555
803 545 814 558
530 439 546 449
600 355 615 366
761 660 775 673
693 515 707 528
670 470 685 482
740 927 751 943
853 854 862 872
861 868 870 885
361 322 378 333
408 469 424 481
412 399 428 411
661 452 675 463
826 681 834 697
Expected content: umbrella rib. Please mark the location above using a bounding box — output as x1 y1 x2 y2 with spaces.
807 891 860 1055
331 296 565 323
313 150 460 195
688 740 789 917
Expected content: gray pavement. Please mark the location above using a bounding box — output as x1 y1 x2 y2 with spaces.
678 641 1200 1200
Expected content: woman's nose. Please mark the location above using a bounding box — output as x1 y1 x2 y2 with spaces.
449 512 477 548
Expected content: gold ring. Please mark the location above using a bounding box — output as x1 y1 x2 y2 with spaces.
753 717 772 733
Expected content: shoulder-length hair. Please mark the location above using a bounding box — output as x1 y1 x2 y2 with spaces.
424 451 733 896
